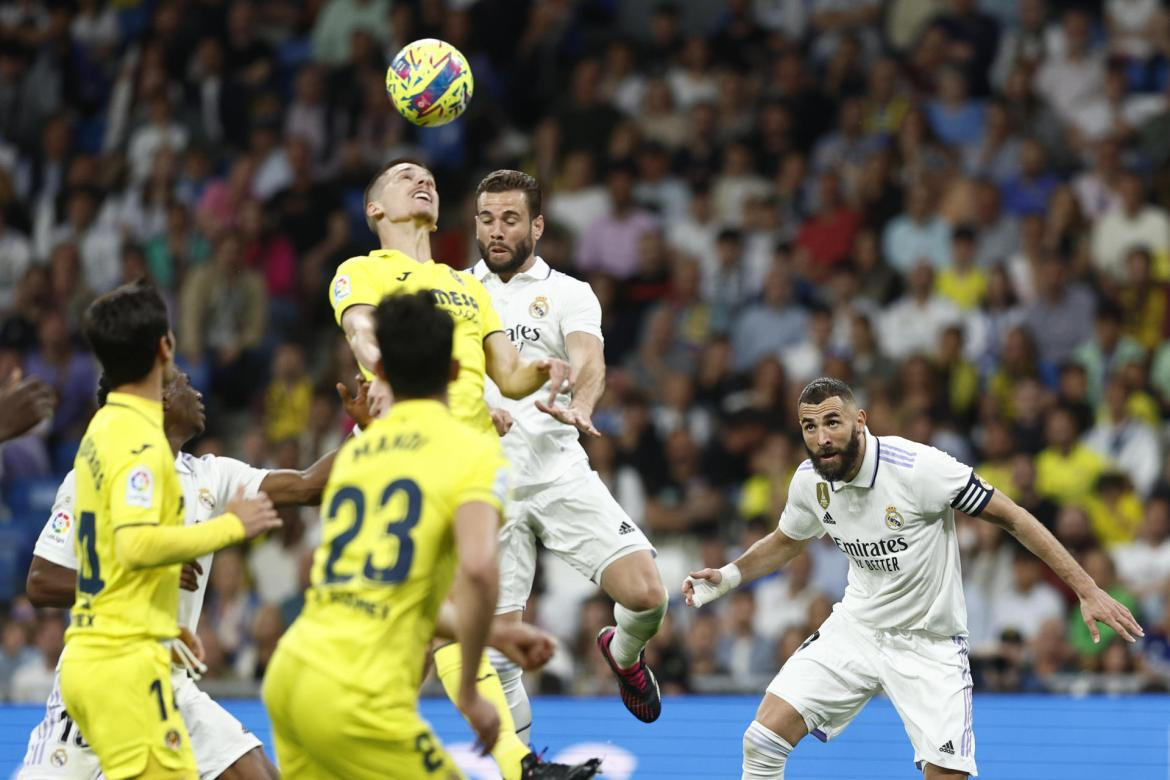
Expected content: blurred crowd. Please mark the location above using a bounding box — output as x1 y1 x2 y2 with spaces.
5 0 1170 701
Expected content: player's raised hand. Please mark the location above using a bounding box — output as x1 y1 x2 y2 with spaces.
534 399 601 437
180 559 203 592
226 487 282 540
683 568 737 608
458 691 500 757
0 367 55 443
1080 586 1144 643
337 375 373 429
489 620 557 670
489 407 513 436
534 357 572 406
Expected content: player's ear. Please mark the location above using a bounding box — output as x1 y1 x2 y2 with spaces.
856 407 867 428
448 358 460 382
159 331 176 366
532 214 545 242
366 200 382 225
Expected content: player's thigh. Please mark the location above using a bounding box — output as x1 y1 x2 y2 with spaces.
766 611 880 743
213 749 278 780
60 643 196 780
18 680 104 780
753 693 811 747
172 675 265 780
532 468 655 586
599 549 666 611
496 499 538 615
879 633 976 777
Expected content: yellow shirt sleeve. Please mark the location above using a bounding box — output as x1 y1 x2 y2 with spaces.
330 257 383 325
115 513 245 569
108 446 170 530
467 275 504 339
454 436 509 516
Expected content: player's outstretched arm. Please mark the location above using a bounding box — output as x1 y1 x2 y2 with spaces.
115 488 281 569
434 602 556 670
341 305 393 417
981 490 1144 643
534 331 603 437
684 528 810 608
26 556 76 608
483 331 571 403
258 447 340 507
451 500 502 755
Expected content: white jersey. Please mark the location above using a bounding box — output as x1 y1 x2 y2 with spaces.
34 452 268 633
779 428 994 637
472 256 603 486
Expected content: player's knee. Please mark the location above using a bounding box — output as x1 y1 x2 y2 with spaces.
622 581 668 613
742 720 792 778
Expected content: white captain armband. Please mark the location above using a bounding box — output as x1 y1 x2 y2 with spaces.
951 471 994 516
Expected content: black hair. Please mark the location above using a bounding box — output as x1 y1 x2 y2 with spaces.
798 377 856 407
374 291 453 399
82 280 170 388
96 374 110 407
476 169 542 219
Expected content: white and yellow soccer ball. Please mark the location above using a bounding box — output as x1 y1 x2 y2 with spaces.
386 38 474 127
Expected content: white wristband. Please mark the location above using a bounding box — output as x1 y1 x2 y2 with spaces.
720 562 743 590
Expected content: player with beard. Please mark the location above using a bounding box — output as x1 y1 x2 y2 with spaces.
683 377 1142 780
329 159 595 780
471 170 668 733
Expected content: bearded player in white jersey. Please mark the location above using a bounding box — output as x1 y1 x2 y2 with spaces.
684 377 1142 780
471 170 669 734
19 370 561 780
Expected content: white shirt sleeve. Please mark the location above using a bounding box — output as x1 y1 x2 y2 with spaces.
32 471 79 569
917 445 994 517
560 280 604 342
777 469 825 540
209 455 269 508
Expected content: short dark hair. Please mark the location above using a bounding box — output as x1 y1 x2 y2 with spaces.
363 158 432 233
374 291 453 399
96 374 110 407
475 169 542 219
82 281 170 387
798 377 856 407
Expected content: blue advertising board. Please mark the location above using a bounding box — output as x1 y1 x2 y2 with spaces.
2 694 1168 778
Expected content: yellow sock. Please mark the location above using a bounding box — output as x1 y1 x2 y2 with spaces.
433 643 531 780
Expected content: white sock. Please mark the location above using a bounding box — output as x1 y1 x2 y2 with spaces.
742 720 792 779
610 592 668 668
487 648 532 745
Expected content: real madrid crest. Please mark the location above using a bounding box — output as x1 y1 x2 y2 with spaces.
816 482 830 510
884 505 905 531
198 487 216 510
529 296 549 318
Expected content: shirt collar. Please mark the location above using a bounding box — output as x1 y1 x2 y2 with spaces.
370 249 431 265
105 391 163 429
479 256 551 283
830 427 879 492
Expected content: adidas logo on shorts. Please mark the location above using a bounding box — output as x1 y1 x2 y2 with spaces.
822 512 836 525
939 740 955 755
618 521 635 535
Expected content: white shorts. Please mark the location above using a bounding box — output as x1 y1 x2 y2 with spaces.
497 462 655 614
18 671 262 780
767 608 977 776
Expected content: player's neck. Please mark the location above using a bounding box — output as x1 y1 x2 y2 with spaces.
497 255 537 283
112 367 165 405
842 434 867 483
164 432 184 457
379 220 432 263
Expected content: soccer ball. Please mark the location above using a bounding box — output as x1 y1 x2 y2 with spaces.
386 38 474 127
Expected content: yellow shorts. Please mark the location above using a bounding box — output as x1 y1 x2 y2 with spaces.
59 640 196 780
262 645 463 780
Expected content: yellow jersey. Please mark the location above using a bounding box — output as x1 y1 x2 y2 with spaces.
67 392 184 645
276 399 508 706
330 250 504 434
